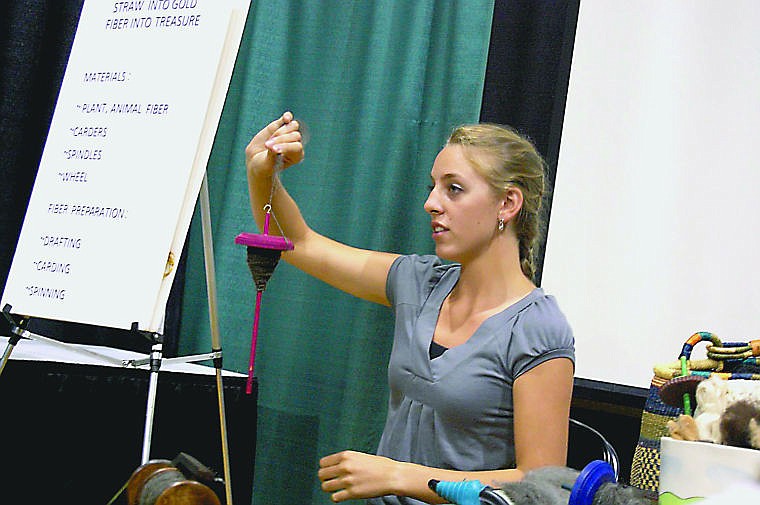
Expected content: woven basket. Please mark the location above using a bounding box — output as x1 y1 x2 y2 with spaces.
629 331 760 491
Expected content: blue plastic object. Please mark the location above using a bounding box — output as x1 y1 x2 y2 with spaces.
568 460 616 505
433 479 486 505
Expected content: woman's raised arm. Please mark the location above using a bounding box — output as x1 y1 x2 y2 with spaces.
245 112 398 305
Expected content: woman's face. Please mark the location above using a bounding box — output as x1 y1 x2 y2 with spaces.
424 144 502 263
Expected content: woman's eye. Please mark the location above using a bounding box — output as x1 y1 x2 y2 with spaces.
428 183 463 194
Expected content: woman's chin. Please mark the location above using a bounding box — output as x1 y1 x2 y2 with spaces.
434 246 458 263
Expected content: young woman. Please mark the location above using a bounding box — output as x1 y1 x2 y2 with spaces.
245 112 574 504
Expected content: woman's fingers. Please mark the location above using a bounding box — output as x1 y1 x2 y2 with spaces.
318 467 338 483
265 120 304 168
264 128 302 151
318 451 352 492
245 113 305 175
320 476 346 493
248 111 294 149
263 111 294 137
266 113 297 140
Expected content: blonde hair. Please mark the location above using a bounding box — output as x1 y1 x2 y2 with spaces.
447 123 546 281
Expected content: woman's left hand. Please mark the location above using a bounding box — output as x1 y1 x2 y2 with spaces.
318 450 402 502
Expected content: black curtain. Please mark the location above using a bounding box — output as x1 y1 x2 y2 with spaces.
0 0 184 354
480 0 581 286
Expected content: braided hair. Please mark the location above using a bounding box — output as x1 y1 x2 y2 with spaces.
447 124 546 281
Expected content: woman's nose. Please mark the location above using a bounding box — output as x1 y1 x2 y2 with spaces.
424 192 440 215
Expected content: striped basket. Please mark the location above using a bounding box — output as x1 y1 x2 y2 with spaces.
629 374 682 491
629 331 760 491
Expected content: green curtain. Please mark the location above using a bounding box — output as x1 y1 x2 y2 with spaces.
179 1 494 503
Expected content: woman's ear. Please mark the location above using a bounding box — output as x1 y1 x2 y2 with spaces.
499 186 524 223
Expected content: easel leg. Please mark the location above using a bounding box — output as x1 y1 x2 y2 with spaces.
141 336 163 463
0 330 23 377
0 305 29 378
200 173 234 505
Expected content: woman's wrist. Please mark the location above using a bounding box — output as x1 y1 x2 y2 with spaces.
388 459 410 496
246 161 271 181
389 460 443 502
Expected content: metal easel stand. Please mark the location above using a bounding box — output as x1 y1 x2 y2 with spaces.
0 308 169 470
131 174 234 505
0 308 32 376
0 304 127 374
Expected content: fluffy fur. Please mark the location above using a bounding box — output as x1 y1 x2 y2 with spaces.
490 466 656 505
667 414 700 441
718 399 760 449
694 377 760 444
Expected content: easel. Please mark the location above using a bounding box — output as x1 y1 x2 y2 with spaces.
0 174 235 505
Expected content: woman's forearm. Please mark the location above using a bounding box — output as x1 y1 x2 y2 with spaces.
394 461 525 503
319 450 525 503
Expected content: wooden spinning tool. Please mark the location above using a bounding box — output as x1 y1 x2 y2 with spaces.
659 374 705 410
126 456 221 505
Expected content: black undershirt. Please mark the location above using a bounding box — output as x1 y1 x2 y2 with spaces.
429 340 448 360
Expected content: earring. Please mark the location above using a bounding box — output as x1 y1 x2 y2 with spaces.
498 218 505 232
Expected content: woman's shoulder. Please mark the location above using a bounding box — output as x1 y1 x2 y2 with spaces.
505 290 575 376
389 254 457 280
386 254 458 304
514 289 574 342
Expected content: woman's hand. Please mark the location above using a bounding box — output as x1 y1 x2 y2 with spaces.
245 111 305 179
318 450 403 502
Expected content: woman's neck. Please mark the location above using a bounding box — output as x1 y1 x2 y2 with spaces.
452 240 535 315
435 249 534 348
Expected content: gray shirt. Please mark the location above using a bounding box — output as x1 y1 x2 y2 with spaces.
370 255 574 505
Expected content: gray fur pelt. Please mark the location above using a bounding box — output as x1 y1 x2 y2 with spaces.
492 466 656 505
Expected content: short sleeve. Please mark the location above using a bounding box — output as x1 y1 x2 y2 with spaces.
508 295 575 379
386 254 451 307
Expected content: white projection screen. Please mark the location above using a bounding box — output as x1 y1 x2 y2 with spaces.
542 1 760 388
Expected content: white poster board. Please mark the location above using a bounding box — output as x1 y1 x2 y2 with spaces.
1 0 250 332
542 1 760 388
